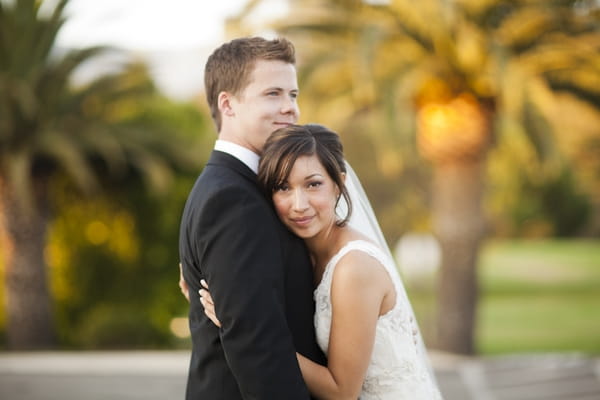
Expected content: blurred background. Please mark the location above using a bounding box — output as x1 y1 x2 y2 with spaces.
0 0 598 362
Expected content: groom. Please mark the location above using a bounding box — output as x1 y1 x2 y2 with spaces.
179 37 325 399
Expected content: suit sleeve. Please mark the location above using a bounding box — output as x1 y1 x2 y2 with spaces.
198 185 310 399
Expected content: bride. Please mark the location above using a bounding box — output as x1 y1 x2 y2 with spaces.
196 124 442 399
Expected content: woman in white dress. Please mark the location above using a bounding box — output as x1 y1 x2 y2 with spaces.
201 124 442 399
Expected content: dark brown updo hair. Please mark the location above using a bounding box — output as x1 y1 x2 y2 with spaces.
258 124 352 226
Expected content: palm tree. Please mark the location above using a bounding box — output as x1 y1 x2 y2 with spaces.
229 0 600 354
0 0 198 349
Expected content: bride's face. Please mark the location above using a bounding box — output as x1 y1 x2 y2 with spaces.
272 154 339 240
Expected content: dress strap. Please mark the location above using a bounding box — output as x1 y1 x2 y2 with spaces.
321 240 410 307
319 240 387 290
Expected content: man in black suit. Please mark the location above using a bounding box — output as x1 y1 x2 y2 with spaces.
179 37 325 399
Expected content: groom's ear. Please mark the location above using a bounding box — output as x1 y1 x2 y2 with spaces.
218 91 235 117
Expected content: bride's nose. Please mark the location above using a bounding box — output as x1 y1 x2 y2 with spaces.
292 189 309 211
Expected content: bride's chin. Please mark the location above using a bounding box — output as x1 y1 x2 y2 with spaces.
290 228 305 237
286 226 310 239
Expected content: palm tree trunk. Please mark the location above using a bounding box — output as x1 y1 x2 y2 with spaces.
432 161 487 354
0 175 55 349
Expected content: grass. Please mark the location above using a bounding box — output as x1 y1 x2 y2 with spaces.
407 239 600 355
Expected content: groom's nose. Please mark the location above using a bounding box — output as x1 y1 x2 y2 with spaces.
281 97 299 120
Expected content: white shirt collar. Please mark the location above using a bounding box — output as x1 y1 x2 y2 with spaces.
214 140 260 174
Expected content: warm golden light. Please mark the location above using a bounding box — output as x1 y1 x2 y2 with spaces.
417 93 490 163
85 221 109 245
170 317 191 339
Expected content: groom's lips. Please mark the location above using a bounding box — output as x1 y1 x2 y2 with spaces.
273 122 294 128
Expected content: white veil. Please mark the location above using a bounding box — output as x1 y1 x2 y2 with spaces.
338 161 437 383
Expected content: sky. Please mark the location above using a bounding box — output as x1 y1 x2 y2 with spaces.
52 0 285 99
56 0 247 51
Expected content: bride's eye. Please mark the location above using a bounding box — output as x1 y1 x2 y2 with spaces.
274 183 290 192
307 181 322 189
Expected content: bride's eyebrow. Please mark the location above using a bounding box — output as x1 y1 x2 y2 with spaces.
304 174 323 180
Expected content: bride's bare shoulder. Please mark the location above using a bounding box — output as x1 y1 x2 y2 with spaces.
333 243 388 290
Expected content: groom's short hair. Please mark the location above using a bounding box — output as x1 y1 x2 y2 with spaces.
204 36 296 131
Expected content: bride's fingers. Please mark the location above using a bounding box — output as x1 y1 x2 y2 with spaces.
200 295 221 327
199 289 214 306
198 280 221 327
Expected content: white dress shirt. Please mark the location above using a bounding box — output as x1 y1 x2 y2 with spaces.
214 140 260 174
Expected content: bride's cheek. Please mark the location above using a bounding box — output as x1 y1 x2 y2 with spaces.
273 198 288 218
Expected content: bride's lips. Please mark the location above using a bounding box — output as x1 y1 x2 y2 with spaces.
290 216 314 227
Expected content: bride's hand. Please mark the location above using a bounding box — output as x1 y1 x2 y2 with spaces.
179 263 190 302
199 280 222 328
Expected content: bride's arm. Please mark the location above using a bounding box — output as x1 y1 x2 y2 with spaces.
300 251 388 400
199 255 388 400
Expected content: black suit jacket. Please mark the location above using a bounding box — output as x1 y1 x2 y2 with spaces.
179 150 326 399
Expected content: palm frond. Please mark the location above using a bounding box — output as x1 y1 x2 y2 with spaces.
0 0 203 204
35 128 98 194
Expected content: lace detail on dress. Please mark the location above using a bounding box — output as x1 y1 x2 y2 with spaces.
314 240 443 399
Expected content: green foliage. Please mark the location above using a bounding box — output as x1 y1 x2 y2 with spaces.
409 239 600 354
0 0 213 348
487 131 593 237
526 167 591 236
477 239 600 354
48 176 195 349
78 305 167 349
43 98 210 349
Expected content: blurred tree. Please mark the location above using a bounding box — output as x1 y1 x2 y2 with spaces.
230 0 600 354
487 138 593 238
0 0 200 349
47 97 210 349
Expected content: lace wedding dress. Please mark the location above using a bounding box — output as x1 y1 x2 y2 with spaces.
314 240 443 399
